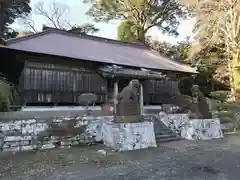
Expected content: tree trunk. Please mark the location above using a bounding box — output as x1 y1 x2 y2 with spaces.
0 3 4 38
228 52 240 102
135 26 145 44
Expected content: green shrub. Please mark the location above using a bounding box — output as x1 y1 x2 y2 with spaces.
0 77 19 112
209 90 240 127
209 90 230 102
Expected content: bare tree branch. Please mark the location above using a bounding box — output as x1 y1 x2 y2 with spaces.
19 0 99 35
21 15 38 33
34 0 71 30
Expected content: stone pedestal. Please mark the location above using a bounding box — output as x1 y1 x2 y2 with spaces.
115 101 141 123
101 121 157 151
158 112 224 140
181 119 223 140
116 101 140 115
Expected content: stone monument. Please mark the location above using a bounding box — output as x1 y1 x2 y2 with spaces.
78 93 97 116
114 79 141 123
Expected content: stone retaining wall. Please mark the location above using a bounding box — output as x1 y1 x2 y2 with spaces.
0 116 113 152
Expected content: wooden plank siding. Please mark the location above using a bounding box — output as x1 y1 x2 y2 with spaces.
18 54 180 106
19 57 107 105
143 80 179 105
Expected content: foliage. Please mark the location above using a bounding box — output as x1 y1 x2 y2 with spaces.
0 75 19 112
147 37 226 95
84 0 188 42
210 90 230 103
0 0 31 38
181 0 240 100
149 36 231 95
3 28 19 39
117 20 142 43
148 37 191 62
208 90 240 127
181 0 240 55
69 24 99 34
213 65 230 90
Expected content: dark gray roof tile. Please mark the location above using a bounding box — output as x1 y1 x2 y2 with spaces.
4 29 197 74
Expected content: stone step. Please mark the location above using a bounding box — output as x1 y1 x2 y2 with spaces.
154 126 180 143
156 136 181 143
153 118 180 143
155 128 173 134
155 129 176 134
155 133 177 139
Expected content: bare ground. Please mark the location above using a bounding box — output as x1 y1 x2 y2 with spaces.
1 136 240 180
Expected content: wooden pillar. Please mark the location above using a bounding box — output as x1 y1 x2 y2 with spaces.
104 79 108 103
17 55 27 106
113 80 118 114
139 81 144 115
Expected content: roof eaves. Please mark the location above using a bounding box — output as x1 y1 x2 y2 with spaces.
5 30 51 45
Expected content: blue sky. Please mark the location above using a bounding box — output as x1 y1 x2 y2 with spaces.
11 0 194 44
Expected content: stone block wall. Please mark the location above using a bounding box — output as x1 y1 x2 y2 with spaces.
0 116 113 152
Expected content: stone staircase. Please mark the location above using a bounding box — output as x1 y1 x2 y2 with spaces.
153 116 181 143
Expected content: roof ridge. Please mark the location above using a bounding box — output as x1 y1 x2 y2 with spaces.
5 27 148 49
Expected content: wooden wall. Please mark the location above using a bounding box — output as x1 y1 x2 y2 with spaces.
20 59 107 105
144 79 179 105
18 55 180 106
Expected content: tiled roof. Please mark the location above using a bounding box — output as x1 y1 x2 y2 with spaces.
4 28 197 74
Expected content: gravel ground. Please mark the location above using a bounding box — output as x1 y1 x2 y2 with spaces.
1 135 240 180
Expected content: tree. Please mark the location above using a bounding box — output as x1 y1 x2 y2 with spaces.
4 28 19 39
181 0 240 100
0 0 31 39
69 24 99 34
84 0 188 43
147 36 191 62
148 39 174 57
148 37 228 94
117 20 142 43
23 0 99 34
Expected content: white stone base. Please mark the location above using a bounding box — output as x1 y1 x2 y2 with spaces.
85 116 113 142
181 119 223 140
101 121 157 151
158 112 224 140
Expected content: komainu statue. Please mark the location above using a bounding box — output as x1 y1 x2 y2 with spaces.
116 79 140 103
115 79 141 123
189 85 212 119
169 84 212 119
